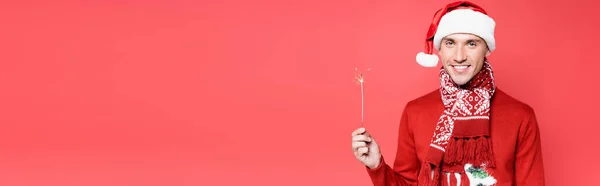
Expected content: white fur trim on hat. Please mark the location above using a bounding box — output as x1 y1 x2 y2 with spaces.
433 9 496 52
416 52 439 67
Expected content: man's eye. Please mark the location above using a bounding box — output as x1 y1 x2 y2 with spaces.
468 42 477 46
445 41 454 45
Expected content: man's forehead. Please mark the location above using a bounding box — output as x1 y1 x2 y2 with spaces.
442 33 485 41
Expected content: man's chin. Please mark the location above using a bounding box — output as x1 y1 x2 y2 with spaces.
451 77 471 86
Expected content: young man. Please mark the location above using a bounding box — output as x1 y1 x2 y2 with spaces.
351 1 545 186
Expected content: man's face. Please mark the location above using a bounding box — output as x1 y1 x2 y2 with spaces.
438 33 490 86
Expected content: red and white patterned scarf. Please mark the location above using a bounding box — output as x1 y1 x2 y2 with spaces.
419 61 497 186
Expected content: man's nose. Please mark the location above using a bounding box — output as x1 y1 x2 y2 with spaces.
453 47 467 63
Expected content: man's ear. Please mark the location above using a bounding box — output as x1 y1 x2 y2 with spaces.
485 49 491 57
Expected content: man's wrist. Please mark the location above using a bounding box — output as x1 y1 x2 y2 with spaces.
367 157 383 170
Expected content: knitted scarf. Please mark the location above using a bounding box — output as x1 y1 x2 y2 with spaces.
418 61 497 186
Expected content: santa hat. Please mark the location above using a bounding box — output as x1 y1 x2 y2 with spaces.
416 1 496 67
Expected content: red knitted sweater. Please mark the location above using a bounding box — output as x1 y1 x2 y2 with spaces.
366 88 545 186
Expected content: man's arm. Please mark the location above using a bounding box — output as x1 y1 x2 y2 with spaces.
515 108 545 185
365 104 420 186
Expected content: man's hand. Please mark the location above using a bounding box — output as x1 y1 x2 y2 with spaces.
352 127 382 169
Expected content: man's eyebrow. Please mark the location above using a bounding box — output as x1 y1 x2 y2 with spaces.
467 39 484 43
442 38 455 42
442 38 484 43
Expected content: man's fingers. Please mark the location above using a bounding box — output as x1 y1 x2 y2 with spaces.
355 147 369 157
352 127 367 136
352 128 374 159
358 147 369 154
352 135 372 142
352 141 367 150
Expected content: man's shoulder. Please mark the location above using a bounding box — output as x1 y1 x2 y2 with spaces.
405 89 443 111
492 88 536 116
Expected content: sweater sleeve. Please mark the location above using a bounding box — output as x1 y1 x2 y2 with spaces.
514 109 545 185
365 104 420 186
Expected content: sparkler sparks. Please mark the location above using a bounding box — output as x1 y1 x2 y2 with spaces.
354 68 370 127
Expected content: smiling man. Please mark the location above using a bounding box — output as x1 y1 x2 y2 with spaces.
351 1 545 186
437 34 489 86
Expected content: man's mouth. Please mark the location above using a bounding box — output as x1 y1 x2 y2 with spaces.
451 65 471 73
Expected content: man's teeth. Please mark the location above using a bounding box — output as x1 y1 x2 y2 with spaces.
453 65 469 69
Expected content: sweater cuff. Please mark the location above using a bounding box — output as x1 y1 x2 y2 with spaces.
365 156 386 175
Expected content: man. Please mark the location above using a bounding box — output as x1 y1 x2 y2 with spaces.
351 1 545 186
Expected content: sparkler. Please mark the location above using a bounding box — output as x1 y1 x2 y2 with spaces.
354 68 370 127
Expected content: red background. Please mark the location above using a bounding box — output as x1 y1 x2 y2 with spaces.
1 0 598 185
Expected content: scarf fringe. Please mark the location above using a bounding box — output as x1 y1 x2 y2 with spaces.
443 136 496 167
418 162 441 186
442 173 449 186
450 173 458 186
461 172 470 186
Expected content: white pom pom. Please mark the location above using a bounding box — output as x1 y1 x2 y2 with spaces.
416 52 439 67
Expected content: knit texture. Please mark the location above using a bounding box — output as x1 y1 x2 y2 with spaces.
419 61 497 185
365 87 546 186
